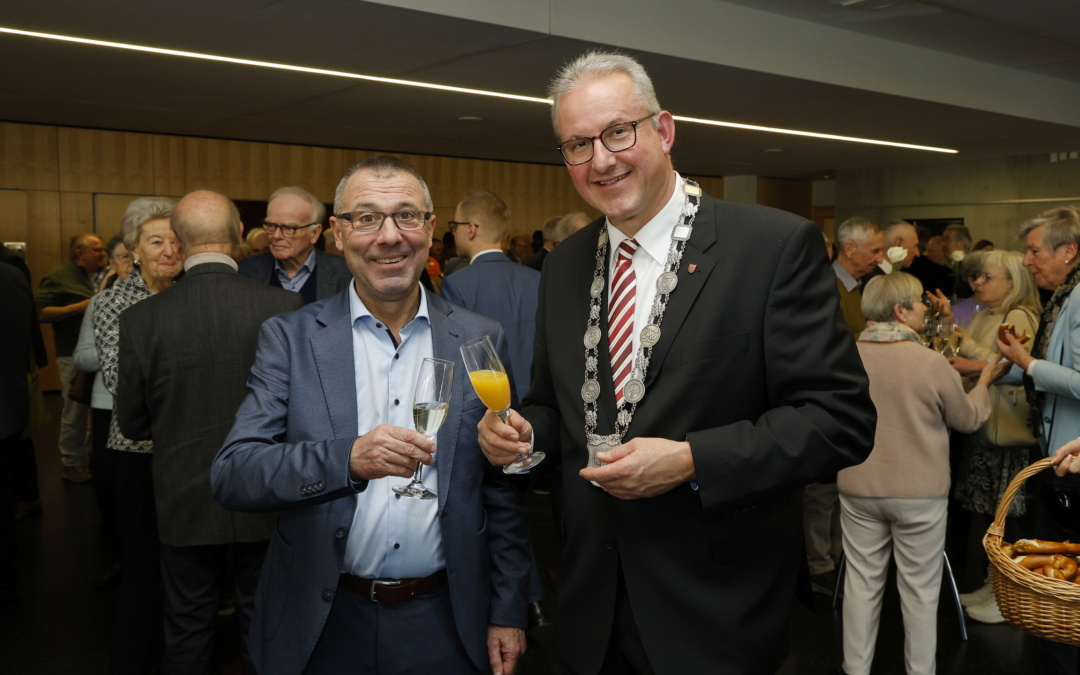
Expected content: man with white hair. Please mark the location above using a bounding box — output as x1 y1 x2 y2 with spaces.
833 217 884 336
238 186 351 304
881 220 920 271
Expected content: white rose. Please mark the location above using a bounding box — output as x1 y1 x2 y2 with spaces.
950 250 966 263
887 247 907 265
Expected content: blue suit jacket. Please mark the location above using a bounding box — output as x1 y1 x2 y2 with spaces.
441 253 540 401
211 288 530 675
237 249 351 303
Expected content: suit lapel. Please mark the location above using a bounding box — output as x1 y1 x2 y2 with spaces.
641 194 718 388
428 295 463 509
311 291 359 440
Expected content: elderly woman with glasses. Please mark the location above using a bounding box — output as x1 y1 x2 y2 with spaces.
997 205 1080 672
838 272 995 675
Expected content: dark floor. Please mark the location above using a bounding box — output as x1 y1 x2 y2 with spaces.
1 395 1040 674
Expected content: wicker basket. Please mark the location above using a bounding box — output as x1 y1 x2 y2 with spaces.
983 457 1080 646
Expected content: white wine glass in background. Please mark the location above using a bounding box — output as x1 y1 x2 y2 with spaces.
460 335 545 474
393 357 453 500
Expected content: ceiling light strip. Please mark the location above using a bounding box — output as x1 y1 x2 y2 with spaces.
672 115 957 154
0 25 958 155
0 26 549 104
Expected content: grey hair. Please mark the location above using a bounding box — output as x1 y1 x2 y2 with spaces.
882 221 916 244
861 272 923 323
548 50 661 136
1019 205 1080 252
334 155 433 216
555 212 587 243
835 217 880 249
245 227 267 247
268 186 326 226
121 197 176 251
944 224 972 251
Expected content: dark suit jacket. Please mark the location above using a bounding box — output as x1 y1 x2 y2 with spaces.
0 265 34 439
237 249 351 303
441 253 540 400
527 246 549 271
211 290 531 675
524 192 876 674
116 262 304 547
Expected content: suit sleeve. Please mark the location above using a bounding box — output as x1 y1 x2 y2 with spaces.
687 222 876 517
212 315 360 512
440 275 463 307
1030 303 1080 400
480 327 531 627
116 309 153 441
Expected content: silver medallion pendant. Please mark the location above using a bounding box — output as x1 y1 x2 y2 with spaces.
617 409 632 427
581 379 601 403
584 326 601 349
623 378 645 403
586 433 622 489
590 277 604 298
640 324 661 347
657 271 678 294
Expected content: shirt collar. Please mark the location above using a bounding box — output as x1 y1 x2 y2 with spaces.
606 171 684 268
832 259 860 292
275 247 317 273
184 252 238 272
471 248 505 263
348 281 430 329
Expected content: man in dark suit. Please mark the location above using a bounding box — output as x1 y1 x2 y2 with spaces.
116 191 303 672
0 263 35 611
237 186 351 303
478 51 876 674
212 156 531 675
442 189 540 401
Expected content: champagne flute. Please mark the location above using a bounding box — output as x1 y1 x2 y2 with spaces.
460 335 545 474
393 357 453 500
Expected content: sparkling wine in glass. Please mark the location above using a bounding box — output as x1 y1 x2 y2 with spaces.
394 357 453 500
460 335 545 474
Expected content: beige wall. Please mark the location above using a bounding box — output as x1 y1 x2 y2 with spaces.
836 154 1080 251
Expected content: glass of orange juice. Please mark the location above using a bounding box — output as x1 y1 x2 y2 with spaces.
460 335 545 473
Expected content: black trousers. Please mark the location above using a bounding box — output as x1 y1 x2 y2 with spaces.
159 540 268 675
564 565 655 675
110 450 162 675
90 408 119 551
1034 479 1080 675
0 433 19 609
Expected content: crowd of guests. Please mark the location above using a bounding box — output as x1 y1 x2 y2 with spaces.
816 208 1080 675
2 46 1079 675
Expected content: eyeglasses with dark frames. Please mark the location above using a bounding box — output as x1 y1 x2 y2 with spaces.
262 221 318 238
334 211 432 233
556 114 658 166
447 221 477 233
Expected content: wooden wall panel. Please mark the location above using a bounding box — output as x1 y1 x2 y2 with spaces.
60 192 94 249
184 138 269 200
25 191 64 391
267 145 346 203
94 193 160 242
0 190 30 247
757 177 812 219
153 135 187 197
0 123 59 191
57 128 155 194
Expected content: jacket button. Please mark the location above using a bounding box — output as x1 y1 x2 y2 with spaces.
317 481 325 489
335 528 347 539
321 589 334 602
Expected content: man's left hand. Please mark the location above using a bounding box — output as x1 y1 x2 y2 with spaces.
487 624 526 675
579 437 696 500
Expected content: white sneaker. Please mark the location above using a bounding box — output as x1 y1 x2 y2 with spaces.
966 595 1006 624
959 582 994 608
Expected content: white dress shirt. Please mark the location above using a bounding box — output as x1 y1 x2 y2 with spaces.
605 172 686 373
343 284 445 579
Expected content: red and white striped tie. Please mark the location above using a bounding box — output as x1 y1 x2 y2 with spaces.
609 238 639 405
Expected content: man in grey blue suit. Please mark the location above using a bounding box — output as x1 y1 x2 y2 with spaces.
441 189 540 401
212 156 531 675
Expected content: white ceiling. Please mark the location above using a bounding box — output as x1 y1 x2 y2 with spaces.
1 0 1079 179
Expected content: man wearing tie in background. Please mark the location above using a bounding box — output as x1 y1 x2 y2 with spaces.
477 51 875 674
213 156 531 675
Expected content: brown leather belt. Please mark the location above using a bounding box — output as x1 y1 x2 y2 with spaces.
338 569 447 604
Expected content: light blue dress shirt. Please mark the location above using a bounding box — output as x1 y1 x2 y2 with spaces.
343 284 446 579
274 247 317 293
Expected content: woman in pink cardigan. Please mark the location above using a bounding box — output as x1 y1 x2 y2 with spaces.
838 272 996 675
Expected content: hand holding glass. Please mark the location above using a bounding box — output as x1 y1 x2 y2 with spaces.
393 357 453 500
460 336 545 474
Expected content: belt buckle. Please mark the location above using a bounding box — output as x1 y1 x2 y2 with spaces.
369 579 403 603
